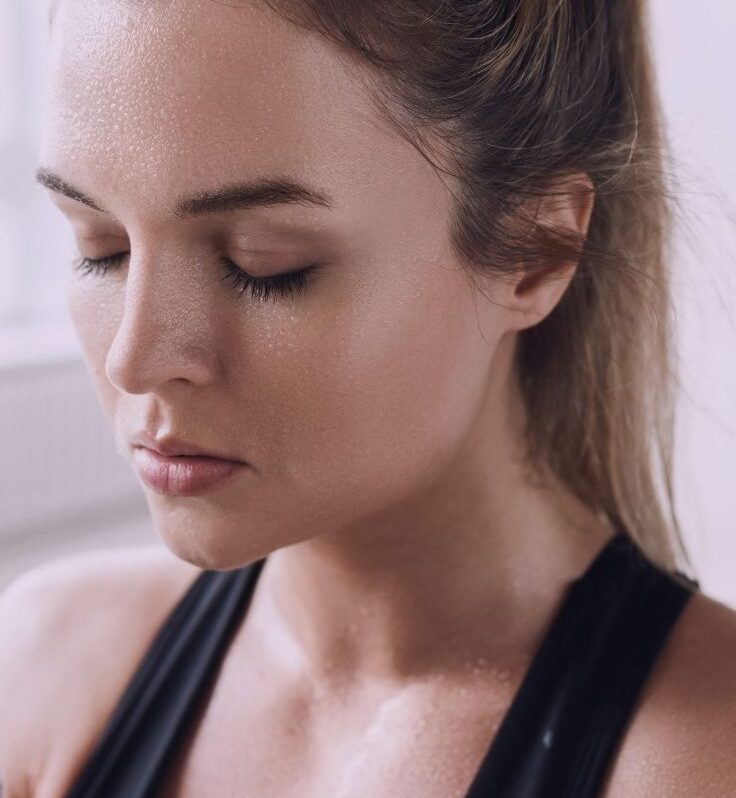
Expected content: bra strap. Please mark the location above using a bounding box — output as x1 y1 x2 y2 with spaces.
64 559 265 798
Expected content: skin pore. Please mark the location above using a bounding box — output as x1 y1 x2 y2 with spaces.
36 0 619 792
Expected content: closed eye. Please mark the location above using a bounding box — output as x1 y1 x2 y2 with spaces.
217 256 318 302
72 252 320 303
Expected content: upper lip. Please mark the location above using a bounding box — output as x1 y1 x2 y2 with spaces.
130 430 245 462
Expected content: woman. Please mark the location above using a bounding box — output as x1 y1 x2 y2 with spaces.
1 0 736 796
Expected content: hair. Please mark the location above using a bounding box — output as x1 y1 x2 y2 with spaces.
254 0 697 577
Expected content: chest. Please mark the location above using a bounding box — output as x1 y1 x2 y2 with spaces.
157 663 521 798
155 663 667 798
49 642 666 798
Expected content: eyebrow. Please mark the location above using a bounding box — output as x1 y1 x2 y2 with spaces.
34 168 335 218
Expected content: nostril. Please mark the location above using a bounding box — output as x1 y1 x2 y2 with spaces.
105 323 220 394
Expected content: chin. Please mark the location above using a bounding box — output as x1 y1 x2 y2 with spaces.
151 520 260 572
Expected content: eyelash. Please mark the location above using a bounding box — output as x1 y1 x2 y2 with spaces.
72 252 318 303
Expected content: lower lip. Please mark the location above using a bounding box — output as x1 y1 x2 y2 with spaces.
132 446 247 497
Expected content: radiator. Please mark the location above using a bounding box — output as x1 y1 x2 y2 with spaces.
0 354 144 540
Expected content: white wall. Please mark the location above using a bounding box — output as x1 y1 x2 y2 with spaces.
650 2 736 604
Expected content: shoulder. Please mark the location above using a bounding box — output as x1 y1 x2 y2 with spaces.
0 543 202 797
602 588 736 797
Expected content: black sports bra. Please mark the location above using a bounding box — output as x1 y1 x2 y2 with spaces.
63 528 699 798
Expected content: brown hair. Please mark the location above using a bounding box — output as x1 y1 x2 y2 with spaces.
260 0 693 575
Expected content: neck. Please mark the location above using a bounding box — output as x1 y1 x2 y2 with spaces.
254 346 614 689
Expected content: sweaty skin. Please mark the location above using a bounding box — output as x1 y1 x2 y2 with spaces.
35 0 717 795
41 0 608 673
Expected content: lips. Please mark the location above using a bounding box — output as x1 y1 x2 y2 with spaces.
130 430 246 462
127 429 249 496
132 446 247 496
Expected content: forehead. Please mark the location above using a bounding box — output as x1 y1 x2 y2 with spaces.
42 0 390 212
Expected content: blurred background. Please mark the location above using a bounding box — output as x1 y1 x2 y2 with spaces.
0 2 734 603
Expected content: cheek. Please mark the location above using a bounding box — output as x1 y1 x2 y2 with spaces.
65 278 120 416
253 273 499 519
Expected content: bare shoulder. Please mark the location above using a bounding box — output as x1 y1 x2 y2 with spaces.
602 589 736 797
0 543 202 797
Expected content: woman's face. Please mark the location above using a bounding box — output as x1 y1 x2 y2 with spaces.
40 0 514 569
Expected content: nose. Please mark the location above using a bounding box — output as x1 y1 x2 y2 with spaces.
105 248 221 394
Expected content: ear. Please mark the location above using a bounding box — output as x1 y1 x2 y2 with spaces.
501 172 595 332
